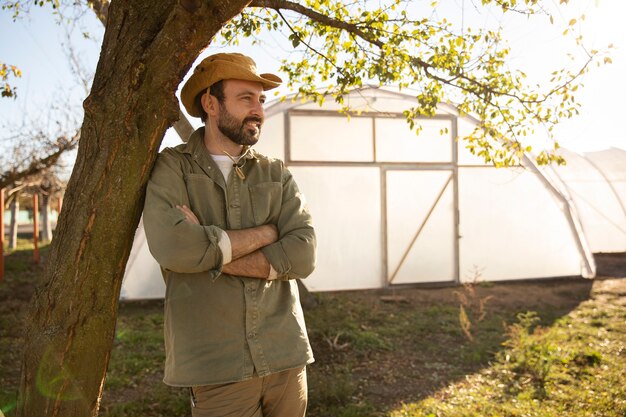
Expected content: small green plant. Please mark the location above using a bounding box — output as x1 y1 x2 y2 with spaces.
498 311 559 398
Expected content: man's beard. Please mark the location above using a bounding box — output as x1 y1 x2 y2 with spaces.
217 103 263 146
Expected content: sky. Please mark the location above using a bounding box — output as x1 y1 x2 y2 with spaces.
0 0 625 155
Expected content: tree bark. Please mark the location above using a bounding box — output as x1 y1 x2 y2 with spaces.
17 1 251 416
88 0 196 144
9 193 19 249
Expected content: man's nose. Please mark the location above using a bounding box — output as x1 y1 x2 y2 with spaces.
250 100 264 118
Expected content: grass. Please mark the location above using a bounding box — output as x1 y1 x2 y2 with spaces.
1 241 625 417
99 302 190 417
390 298 626 417
0 239 50 417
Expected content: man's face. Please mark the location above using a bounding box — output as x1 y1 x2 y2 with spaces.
215 80 266 146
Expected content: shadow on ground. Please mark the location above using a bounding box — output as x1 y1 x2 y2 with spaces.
303 253 626 415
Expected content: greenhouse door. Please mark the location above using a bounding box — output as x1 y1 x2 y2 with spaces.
385 169 457 284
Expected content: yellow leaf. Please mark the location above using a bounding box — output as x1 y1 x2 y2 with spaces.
604 57 613 64
569 18 577 26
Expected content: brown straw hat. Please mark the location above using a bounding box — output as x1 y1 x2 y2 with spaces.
181 52 282 117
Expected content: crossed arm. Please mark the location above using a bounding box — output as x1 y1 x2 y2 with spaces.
177 204 276 279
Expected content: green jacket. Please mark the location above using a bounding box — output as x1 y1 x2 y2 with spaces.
143 128 316 386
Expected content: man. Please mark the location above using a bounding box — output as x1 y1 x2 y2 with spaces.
143 52 316 417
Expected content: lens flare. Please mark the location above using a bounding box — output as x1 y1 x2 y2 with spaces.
35 347 86 402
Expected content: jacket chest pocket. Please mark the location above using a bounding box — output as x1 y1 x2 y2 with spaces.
183 174 225 226
249 182 282 225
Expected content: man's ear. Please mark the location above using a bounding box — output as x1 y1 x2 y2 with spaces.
201 92 219 117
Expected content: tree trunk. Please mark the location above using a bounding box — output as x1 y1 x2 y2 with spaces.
41 194 53 242
9 193 19 249
17 1 250 416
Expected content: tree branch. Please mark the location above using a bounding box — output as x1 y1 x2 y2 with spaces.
86 0 109 25
274 9 341 71
247 1 490 96
249 0 384 48
0 132 79 190
249 0 593 111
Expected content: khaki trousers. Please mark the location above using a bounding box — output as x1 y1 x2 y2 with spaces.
189 367 307 417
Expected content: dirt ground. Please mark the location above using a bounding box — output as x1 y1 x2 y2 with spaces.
2 251 625 416
302 252 626 412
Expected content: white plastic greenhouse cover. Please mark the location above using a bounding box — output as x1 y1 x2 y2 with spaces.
121 218 165 300
121 86 598 298
548 148 626 253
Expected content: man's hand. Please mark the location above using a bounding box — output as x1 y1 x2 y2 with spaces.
177 204 200 225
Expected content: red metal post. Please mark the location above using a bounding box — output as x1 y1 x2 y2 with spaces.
33 193 40 264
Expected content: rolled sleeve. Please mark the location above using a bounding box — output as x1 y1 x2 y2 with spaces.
261 168 316 280
143 150 225 274
218 229 233 265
